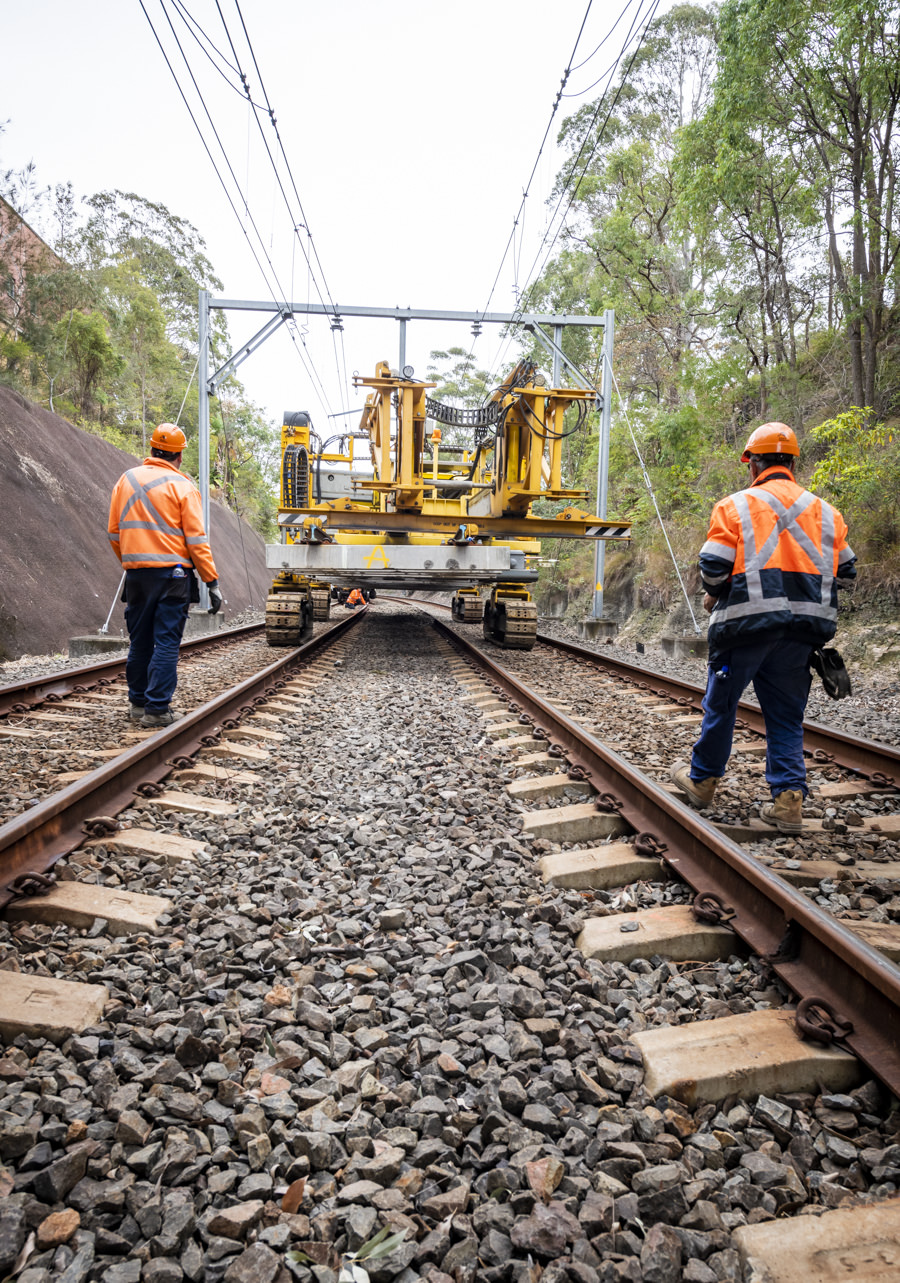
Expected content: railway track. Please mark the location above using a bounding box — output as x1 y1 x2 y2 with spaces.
0 624 275 827
0 603 898 1281
0 622 265 718
394 597 900 786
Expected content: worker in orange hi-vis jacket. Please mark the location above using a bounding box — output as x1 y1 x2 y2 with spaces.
108 424 222 729
345 588 365 609
670 422 856 834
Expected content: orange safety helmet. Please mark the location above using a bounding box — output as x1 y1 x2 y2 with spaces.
740 422 799 462
150 423 187 453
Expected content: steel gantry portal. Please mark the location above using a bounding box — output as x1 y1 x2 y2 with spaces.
197 292 615 618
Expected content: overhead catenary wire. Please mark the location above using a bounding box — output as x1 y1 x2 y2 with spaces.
215 0 352 412
517 0 662 308
472 0 660 413
170 0 266 107
568 0 642 72
141 0 337 419
443 0 596 407
470 0 659 408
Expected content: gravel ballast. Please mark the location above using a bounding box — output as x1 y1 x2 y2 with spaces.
0 606 898 1283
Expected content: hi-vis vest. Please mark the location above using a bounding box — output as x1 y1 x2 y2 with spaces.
699 467 855 655
107 458 218 583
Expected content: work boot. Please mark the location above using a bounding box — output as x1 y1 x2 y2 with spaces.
670 761 718 810
129 704 144 723
140 709 183 729
761 789 804 832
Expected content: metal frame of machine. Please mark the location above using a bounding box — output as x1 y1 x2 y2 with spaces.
196 294 631 649
264 358 631 649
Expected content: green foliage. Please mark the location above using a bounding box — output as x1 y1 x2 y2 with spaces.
525 0 900 614
810 408 900 540
0 146 278 540
62 310 123 415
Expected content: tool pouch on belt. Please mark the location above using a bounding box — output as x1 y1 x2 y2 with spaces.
165 566 192 604
810 647 852 700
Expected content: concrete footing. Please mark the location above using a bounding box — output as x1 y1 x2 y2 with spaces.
69 608 223 659
576 618 618 642
184 609 226 638
660 632 709 660
68 634 127 658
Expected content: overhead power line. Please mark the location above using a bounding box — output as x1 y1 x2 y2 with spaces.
140 0 338 417
519 0 662 304
214 0 351 410
476 0 596 325
471 0 661 403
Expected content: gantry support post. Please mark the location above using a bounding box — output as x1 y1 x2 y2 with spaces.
593 308 615 620
198 288 210 611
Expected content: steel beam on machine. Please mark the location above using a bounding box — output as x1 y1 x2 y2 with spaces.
277 510 631 541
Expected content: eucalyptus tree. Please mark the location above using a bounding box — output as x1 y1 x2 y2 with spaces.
706 0 900 411
542 3 721 407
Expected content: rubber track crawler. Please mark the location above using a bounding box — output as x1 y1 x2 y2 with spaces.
482 587 538 650
451 589 484 623
265 577 313 646
310 583 332 621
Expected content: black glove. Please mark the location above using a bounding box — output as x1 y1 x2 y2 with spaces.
207 580 223 615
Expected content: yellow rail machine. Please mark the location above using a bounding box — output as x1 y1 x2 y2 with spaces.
265 359 631 650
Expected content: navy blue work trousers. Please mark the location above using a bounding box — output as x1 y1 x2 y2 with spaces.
124 568 191 713
690 638 813 797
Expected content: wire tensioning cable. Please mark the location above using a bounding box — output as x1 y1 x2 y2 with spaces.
603 349 701 634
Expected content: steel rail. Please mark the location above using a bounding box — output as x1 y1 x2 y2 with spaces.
0 622 266 718
384 599 900 787
0 611 363 908
434 616 900 1096
533 630 900 787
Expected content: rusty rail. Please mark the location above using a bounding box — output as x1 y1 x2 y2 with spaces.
385 598 900 788
0 622 266 718
434 616 900 1097
535 630 900 787
0 611 362 907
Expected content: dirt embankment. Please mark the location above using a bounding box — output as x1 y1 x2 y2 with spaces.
0 387 273 659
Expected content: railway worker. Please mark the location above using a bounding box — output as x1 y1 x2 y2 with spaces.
108 424 223 728
345 587 365 609
671 422 856 832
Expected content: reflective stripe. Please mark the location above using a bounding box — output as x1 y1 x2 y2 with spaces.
701 570 731 586
790 601 837 619
700 539 736 563
730 493 761 603
121 553 193 564
818 500 835 608
713 596 791 622
120 469 187 538
751 489 820 572
732 486 837 618
120 519 186 535
713 597 836 624
185 534 208 545
838 545 856 564
107 531 119 542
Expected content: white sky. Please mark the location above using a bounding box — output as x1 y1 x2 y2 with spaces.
3 0 656 435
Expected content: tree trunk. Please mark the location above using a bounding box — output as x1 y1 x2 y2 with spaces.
822 178 864 405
